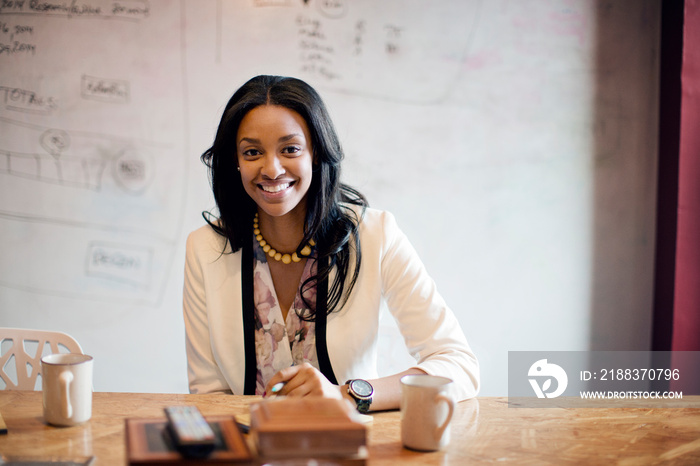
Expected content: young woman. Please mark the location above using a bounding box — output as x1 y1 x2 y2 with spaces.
183 75 479 411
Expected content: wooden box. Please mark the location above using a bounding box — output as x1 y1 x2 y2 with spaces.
250 397 367 461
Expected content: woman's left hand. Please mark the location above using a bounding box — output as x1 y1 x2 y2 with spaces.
264 362 344 400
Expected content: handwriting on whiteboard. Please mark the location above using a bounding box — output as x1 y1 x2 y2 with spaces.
216 0 481 104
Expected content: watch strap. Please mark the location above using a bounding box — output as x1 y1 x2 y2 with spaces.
354 397 371 414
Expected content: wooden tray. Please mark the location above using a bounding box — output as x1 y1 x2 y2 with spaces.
125 415 252 465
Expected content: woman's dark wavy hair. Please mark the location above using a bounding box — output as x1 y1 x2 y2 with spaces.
201 75 367 319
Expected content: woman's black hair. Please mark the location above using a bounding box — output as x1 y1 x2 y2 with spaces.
201 75 367 319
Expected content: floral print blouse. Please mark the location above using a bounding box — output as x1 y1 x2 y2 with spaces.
252 240 319 395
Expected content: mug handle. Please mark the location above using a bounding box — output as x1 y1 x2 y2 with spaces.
434 393 455 442
59 371 74 419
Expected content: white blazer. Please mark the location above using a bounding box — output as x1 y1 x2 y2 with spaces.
183 207 480 400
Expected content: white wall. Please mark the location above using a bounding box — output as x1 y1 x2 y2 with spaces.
0 0 660 395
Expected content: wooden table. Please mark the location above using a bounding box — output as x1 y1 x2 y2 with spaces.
0 392 699 464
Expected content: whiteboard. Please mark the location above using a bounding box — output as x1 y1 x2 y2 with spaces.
0 0 660 395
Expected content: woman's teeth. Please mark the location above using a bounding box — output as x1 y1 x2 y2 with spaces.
261 183 290 193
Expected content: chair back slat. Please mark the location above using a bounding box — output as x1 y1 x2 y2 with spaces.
0 328 83 390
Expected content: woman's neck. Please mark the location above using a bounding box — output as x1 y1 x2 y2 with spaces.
256 208 306 253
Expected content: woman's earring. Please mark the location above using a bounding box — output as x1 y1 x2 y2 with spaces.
237 166 240 172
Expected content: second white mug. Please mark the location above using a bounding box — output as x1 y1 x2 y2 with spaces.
400 374 456 451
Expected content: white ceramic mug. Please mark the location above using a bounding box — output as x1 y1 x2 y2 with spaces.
41 353 93 426
400 374 456 451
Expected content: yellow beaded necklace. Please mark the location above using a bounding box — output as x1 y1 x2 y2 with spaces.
253 213 315 264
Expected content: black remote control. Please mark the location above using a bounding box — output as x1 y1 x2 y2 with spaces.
164 405 217 459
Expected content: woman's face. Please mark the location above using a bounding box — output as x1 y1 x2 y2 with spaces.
236 105 314 220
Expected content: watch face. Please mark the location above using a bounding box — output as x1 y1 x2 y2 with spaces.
352 379 373 397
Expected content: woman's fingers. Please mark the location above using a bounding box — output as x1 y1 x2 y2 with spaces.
264 364 301 396
263 363 342 399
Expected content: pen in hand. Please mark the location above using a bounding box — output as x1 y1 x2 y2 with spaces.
270 381 286 396
266 362 296 397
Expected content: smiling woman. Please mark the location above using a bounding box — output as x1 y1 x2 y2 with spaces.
183 75 480 412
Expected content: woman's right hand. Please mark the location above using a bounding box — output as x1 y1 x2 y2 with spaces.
263 362 345 400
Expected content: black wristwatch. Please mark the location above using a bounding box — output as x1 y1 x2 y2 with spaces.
345 379 373 413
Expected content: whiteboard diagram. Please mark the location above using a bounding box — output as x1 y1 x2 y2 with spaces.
0 1 186 304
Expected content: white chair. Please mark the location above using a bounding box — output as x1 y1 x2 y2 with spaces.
0 327 83 390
